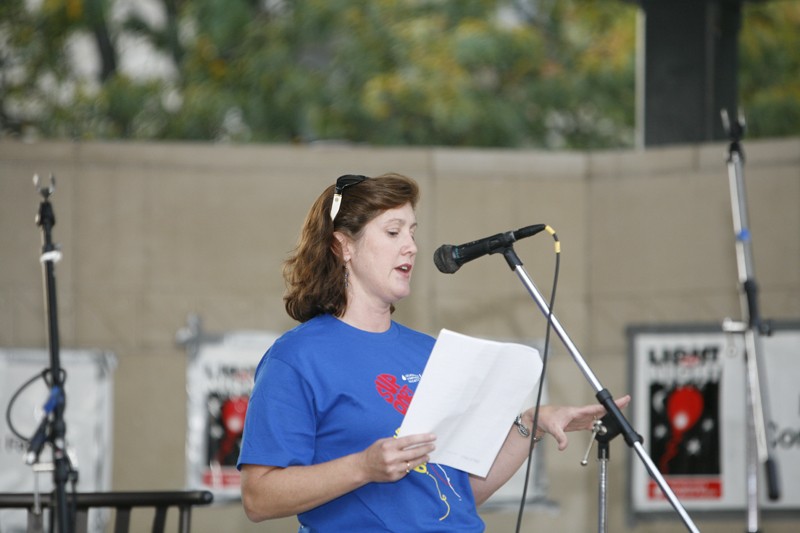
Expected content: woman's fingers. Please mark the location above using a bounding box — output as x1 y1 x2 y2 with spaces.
360 433 437 482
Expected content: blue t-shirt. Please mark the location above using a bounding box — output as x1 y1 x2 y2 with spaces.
238 314 484 532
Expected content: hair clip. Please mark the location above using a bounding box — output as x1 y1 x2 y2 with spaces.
330 174 367 220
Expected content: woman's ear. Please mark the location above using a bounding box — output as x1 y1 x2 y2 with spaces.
333 231 350 263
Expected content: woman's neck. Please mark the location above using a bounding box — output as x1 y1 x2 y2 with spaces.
339 302 392 333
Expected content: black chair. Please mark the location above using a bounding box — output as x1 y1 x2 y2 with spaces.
0 490 214 533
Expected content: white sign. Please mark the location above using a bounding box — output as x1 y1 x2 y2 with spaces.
0 348 115 532
628 324 800 517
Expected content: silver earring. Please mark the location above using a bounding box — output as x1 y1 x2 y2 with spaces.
344 266 349 288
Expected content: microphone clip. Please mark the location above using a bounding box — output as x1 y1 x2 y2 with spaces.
24 386 64 465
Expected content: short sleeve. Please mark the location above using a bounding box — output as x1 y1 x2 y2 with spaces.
237 356 316 469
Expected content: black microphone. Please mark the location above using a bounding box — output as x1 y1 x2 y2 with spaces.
433 224 547 274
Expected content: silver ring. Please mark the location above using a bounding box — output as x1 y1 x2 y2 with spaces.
405 461 410 473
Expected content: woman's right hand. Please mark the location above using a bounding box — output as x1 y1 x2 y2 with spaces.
358 433 437 482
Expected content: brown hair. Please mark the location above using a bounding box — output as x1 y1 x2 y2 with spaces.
283 172 420 322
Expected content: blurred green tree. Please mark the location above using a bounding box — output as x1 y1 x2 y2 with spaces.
0 0 796 148
739 0 800 138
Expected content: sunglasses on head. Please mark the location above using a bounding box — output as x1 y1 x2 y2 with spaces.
330 174 368 220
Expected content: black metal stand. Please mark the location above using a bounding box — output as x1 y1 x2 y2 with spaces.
720 110 781 532
499 246 700 532
580 413 625 533
30 174 74 533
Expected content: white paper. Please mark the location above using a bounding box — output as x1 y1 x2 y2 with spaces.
398 329 543 478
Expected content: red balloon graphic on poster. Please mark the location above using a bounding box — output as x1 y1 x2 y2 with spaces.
659 385 704 473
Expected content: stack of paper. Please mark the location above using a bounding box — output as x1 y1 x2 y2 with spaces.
398 329 543 477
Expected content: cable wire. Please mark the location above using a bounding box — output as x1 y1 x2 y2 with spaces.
515 226 560 533
5 368 65 442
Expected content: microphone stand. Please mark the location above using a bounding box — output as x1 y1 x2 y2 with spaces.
580 413 624 533
720 110 781 533
498 246 700 532
31 174 74 533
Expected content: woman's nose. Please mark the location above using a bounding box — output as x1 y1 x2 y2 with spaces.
404 234 417 254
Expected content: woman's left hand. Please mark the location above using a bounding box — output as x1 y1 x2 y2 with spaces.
528 395 631 451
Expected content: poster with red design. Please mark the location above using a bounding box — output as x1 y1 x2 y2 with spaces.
184 330 279 501
628 323 800 520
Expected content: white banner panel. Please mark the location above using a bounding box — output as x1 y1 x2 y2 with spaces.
0 348 116 532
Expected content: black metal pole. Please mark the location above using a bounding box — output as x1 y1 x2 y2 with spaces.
33 174 73 533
